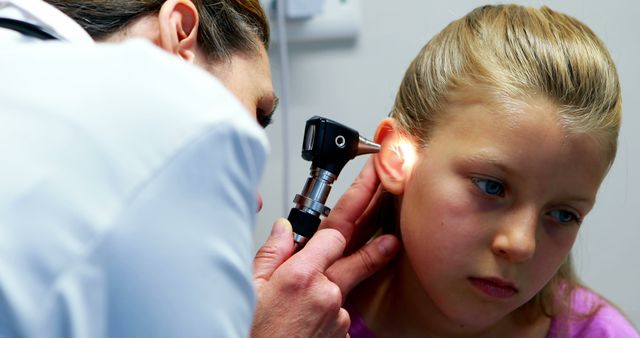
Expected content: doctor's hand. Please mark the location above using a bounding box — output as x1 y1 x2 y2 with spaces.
251 159 399 338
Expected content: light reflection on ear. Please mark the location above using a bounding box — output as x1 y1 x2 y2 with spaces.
391 138 417 172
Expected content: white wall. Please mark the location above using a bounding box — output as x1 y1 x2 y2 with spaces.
257 0 640 326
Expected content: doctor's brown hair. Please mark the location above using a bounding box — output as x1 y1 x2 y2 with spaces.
44 0 269 61
389 3 621 324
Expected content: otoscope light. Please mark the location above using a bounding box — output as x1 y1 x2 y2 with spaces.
392 137 417 172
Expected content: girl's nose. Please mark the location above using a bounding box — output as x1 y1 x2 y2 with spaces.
491 208 537 263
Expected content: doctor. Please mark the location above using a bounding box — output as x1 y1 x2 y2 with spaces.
0 0 399 337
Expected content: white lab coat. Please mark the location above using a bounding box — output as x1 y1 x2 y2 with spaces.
0 1 268 337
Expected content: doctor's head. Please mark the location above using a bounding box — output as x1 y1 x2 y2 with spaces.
372 4 621 327
46 0 277 130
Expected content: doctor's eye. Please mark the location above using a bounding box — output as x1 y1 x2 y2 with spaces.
549 209 582 225
472 178 505 197
257 107 273 128
256 94 278 128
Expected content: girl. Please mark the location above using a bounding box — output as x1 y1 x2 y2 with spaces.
347 4 638 337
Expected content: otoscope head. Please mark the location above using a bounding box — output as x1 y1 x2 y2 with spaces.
301 116 380 176
289 116 380 250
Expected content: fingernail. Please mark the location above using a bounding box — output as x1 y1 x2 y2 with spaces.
271 218 287 237
377 236 397 256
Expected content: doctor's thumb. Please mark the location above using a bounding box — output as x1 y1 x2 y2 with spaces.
253 218 295 284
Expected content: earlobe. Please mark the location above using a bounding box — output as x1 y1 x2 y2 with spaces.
373 118 416 195
157 0 199 62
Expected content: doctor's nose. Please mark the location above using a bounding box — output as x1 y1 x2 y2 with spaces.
257 193 263 213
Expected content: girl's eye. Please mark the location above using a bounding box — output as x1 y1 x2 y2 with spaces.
549 209 581 225
472 178 505 197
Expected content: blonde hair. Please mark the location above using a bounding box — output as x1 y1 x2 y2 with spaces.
393 4 621 165
390 4 621 320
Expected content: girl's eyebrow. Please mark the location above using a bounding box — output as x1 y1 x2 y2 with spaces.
463 152 597 207
462 151 514 175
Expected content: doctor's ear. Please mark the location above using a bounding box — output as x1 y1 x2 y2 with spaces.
157 0 199 62
373 118 417 195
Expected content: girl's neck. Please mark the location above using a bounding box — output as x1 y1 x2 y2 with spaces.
348 251 550 338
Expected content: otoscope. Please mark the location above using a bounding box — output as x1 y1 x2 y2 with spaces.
287 116 380 249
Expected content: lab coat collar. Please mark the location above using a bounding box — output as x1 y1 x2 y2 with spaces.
0 0 93 42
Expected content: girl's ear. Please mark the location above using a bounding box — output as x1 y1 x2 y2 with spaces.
157 0 199 62
373 118 417 195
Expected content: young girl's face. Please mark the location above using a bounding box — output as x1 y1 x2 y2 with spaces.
398 95 609 329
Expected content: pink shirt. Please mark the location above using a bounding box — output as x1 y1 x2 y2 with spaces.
547 287 638 338
347 288 638 337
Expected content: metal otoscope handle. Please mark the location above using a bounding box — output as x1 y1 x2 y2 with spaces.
287 116 380 250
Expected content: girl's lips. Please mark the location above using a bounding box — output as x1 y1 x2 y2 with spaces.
469 277 518 299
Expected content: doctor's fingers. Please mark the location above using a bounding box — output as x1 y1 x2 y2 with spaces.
320 158 380 241
320 307 351 338
343 184 391 256
287 227 348 273
250 273 349 338
326 234 400 302
253 218 295 288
